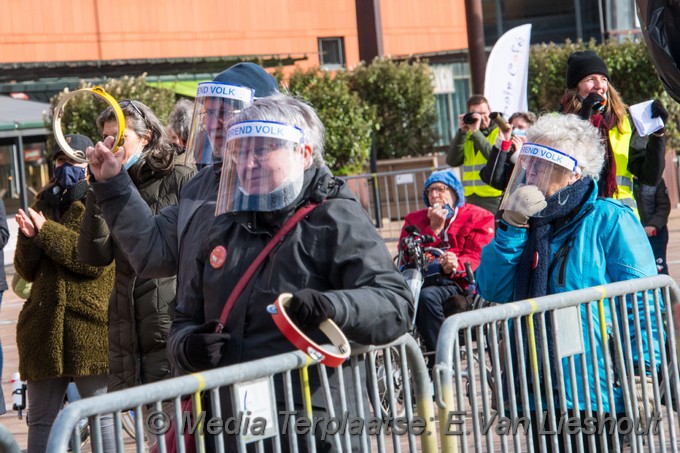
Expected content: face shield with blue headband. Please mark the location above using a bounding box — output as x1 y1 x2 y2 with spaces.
216 121 307 215
184 82 254 168
499 142 581 217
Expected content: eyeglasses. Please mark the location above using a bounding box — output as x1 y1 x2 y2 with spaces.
202 106 238 122
119 100 146 119
426 186 449 195
234 141 297 162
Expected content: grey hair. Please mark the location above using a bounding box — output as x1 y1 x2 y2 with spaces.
167 99 194 145
226 93 325 168
525 113 604 180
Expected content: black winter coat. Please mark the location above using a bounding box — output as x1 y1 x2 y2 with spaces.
79 164 195 391
167 165 412 451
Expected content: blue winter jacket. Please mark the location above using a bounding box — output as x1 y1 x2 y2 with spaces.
477 179 662 413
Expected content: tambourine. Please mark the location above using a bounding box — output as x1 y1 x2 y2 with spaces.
52 86 126 163
268 293 350 368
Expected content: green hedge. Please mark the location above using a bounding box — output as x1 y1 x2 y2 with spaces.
528 39 680 149
283 67 377 175
348 58 439 161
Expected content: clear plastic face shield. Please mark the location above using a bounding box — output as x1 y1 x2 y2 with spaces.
216 121 307 215
184 82 254 168
499 143 581 216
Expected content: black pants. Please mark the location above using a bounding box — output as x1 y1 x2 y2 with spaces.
415 283 464 353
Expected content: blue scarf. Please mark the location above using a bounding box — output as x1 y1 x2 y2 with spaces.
511 177 594 396
514 177 593 300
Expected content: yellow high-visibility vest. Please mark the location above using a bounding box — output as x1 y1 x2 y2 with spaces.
608 117 638 217
461 128 502 197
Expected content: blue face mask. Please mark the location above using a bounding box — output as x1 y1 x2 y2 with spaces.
512 129 526 137
54 163 86 189
123 142 144 170
123 152 141 170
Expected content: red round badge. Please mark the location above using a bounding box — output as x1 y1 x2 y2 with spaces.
210 246 227 269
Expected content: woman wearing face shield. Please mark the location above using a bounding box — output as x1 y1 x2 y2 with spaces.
78 101 195 447
167 94 412 452
476 114 662 451
560 50 668 215
183 82 254 170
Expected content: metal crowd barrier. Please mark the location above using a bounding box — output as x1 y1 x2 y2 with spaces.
0 424 21 453
340 165 449 243
47 334 438 453
433 275 680 452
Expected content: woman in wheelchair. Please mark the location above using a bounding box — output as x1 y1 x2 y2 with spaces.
398 169 495 353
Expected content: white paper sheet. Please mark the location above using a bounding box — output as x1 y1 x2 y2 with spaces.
629 100 664 137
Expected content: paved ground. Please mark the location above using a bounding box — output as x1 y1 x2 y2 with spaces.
1 208 680 451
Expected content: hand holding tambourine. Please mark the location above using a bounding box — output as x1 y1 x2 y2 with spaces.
268 293 350 367
86 136 126 181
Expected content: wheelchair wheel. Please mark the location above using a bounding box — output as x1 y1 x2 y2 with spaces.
121 410 137 439
370 347 409 418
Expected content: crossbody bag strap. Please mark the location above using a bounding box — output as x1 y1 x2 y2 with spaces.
215 201 321 332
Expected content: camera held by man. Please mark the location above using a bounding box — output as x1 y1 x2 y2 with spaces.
462 112 478 125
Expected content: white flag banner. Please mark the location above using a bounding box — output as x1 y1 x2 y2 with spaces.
484 24 532 118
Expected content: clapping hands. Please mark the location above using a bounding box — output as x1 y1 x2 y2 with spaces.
16 208 46 238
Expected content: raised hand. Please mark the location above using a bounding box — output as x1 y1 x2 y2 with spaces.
86 135 125 181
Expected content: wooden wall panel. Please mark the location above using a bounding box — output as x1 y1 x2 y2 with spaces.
380 0 468 57
1 0 467 69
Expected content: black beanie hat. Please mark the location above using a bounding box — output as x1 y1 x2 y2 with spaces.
52 134 94 161
566 51 610 88
213 62 279 99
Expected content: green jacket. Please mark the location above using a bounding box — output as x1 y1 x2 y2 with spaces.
15 196 114 381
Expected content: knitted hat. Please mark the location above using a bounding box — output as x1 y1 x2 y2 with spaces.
566 51 610 88
423 170 465 208
52 134 94 161
213 62 279 99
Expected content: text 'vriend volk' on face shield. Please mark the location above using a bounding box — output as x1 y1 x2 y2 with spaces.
215 121 307 215
499 142 581 215
184 82 254 168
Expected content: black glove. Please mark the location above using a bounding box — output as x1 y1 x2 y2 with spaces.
183 320 231 372
651 99 669 124
578 92 606 120
288 289 336 330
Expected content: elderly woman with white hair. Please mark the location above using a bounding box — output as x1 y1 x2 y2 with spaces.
477 113 662 451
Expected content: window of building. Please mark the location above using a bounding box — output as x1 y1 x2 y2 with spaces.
432 62 471 147
318 37 346 70
482 0 605 45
